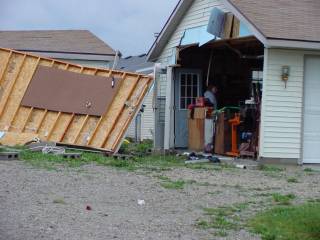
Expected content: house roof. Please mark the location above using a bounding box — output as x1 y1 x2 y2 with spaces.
148 0 320 61
226 0 320 43
0 30 116 57
117 54 154 74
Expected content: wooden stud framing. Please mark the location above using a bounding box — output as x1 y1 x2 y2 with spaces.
59 113 75 142
0 54 26 118
86 71 124 145
110 78 152 150
21 107 34 132
35 109 48 133
7 57 41 130
99 74 139 148
0 51 13 85
73 115 89 144
46 112 61 140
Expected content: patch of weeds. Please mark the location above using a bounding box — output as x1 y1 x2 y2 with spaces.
258 164 284 172
197 182 211 187
53 198 66 204
272 193 296 205
304 168 314 172
308 198 320 203
287 177 299 183
249 203 320 240
156 175 171 181
160 179 186 190
197 203 250 236
208 190 222 195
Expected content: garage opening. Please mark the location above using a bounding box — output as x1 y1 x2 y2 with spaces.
173 36 264 159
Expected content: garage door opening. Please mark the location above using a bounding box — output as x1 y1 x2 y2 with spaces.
173 36 264 159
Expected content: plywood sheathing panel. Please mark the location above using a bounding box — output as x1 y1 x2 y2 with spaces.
0 48 153 152
21 66 122 116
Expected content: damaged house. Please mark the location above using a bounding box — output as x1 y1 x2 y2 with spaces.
148 0 320 165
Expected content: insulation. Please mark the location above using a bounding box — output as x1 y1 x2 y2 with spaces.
0 48 153 152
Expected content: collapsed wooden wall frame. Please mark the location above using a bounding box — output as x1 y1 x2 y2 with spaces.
0 48 153 153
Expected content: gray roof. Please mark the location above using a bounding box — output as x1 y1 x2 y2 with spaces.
227 0 320 43
0 30 116 56
117 54 154 74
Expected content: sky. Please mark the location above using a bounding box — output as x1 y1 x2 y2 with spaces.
0 0 179 56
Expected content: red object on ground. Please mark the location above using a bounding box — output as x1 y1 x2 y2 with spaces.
86 205 92 211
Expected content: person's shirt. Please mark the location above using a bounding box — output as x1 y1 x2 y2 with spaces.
204 90 217 109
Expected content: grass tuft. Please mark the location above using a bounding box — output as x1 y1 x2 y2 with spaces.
287 177 299 183
258 165 284 172
160 179 186 190
249 203 320 240
272 193 296 205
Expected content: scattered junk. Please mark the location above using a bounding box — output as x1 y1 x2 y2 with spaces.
184 152 220 164
26 141 83 159
0 48 153 154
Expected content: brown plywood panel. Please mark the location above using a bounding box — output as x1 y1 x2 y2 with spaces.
0 48 153 153
21 66 122 116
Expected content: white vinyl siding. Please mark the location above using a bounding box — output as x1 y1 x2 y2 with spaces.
157 0 226 94
260 48 320 161
141 89 155 140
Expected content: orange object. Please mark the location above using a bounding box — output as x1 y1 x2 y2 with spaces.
227 113 241 157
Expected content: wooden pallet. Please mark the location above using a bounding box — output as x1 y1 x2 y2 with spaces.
0 48 153 153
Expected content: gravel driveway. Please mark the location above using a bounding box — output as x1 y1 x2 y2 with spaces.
0 160 319 240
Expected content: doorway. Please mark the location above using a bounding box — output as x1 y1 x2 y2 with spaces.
174 68 202 148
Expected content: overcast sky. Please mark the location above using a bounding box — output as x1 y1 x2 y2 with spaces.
1 0 179 56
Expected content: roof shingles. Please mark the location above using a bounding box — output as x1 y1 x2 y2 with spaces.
228 0 320 42
0 30 116 55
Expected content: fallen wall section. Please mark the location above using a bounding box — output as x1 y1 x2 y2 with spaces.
0 48 153 152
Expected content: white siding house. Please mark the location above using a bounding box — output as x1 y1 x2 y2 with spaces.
148 0 320 164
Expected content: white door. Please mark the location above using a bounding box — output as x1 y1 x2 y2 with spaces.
303 56 320 164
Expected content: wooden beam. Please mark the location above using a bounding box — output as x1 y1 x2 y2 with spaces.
59 113 75 142
35 109 48 133
0 51 13 85
46 112 61 140
73 115 89 144
21 107 34 132
0 54 26 118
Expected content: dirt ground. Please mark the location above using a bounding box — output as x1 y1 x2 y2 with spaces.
0 160 319 240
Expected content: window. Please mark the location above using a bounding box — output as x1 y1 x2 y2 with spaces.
179 73 200 109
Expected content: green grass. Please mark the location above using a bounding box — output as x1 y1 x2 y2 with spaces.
249 203 320 240
160 179 186 189
197 203 250 235
259 165 284 172
304 168 314 172
287 177 299 183
20 148 186 171
272 193 296 205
